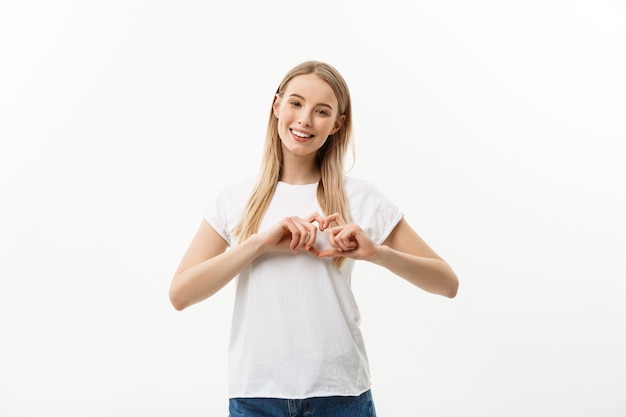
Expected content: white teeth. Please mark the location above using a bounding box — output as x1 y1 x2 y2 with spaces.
292 130 312 138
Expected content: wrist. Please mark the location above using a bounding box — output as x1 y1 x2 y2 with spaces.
367 243 388 264
246 233 269 255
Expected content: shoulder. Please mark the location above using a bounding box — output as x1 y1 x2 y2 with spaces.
204 177 256 239
344 175 399 214
223 176 256 192
344 176 386 199
215 177 256 200
206 177 256 213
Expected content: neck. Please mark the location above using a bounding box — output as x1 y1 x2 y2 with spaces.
280 153 320 185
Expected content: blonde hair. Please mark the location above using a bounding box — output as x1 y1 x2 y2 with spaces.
232 61 353 268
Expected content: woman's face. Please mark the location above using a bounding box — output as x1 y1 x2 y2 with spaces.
273 73 344 160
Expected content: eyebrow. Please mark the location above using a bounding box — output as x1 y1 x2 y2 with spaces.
288 94 334 112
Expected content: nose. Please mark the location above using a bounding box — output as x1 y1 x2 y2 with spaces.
298 109 312 127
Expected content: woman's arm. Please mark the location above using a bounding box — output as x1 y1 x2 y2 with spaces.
374 218 458 298
318 215 459 298
169 220 263 310
169 216 324 310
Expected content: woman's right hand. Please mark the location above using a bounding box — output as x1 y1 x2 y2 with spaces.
259 214 322 255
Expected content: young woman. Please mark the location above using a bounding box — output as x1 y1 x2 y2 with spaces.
169 61 459 417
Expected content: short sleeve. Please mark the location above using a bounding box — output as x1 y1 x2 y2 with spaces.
204 186 233 246
204 178 255 247
345 178 404 244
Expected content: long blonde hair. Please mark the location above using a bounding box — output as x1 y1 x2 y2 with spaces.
232 61 353 268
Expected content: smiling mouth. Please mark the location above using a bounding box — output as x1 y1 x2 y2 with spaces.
291 129 313 139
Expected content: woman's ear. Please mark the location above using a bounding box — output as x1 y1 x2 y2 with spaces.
330 114 345 135
272 94 281 118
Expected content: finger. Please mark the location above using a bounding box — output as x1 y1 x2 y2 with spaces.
290 218 320 253
305 212 324 225
297 218 319 250
332 228 358 251
326 228 344 252
306 212 328 232
326 227 337 247
323 213 347 229
316 248 339 258
304 225 318 250
285 218 308 252
335 234 355 251
306 245 320 257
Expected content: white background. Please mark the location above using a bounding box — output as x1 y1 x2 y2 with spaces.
1 1 625 416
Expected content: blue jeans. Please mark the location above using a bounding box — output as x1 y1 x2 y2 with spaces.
228 389 377 417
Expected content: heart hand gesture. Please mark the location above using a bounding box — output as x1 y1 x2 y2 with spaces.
260 212 377 260
310 213 378 261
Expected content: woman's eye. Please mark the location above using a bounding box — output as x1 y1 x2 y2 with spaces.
290 101 301 107
316 109 329 116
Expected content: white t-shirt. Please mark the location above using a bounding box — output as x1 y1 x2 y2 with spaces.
205 177 403 399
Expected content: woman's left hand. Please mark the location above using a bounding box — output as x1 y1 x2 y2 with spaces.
311 213 379 260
